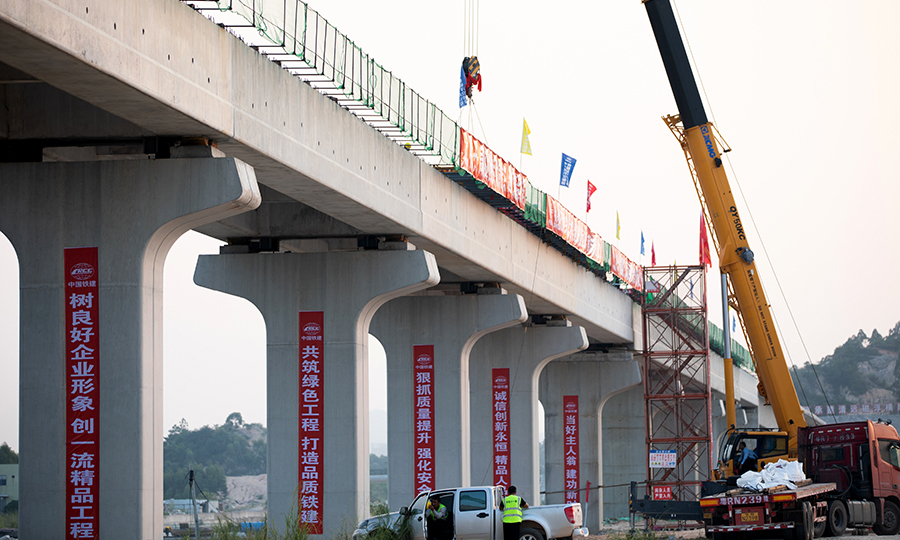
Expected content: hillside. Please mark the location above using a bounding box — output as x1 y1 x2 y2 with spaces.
791 320 900 421
163 412 267 500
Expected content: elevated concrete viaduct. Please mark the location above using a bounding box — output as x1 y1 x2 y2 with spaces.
0 0 770 538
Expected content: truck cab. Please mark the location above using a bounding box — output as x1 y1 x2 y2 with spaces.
799 420 900 535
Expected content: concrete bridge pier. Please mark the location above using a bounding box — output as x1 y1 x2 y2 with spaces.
0 157 260 540
468 323 589 505
369 292 527 509
540 353 642 531
193 248 439 537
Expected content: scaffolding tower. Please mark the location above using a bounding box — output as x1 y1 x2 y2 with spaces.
642 265 713 503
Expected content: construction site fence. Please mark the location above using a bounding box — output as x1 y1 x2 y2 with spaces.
187 0 749 349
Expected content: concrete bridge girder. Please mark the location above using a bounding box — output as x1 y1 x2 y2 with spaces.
369 293 528 509
193 249 440 539
468 324 589 505
0 157 261 539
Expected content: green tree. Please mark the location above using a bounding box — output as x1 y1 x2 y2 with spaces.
164 413 267 499
0 442 18 464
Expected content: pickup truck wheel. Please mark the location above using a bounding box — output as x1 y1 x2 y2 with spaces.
824 500 847 537
519 527 545 540
873 500 900 536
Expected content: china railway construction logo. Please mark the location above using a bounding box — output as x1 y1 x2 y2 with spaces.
494 375 508 388
416 354 432 365
302 322 321 335
565 401 577 412
69 262 95 281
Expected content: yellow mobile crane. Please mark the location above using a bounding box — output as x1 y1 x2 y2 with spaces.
643 0 806 478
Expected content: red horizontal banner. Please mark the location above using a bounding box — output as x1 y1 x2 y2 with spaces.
459 128 527 211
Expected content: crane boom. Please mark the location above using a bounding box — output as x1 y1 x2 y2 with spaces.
643 0 806 457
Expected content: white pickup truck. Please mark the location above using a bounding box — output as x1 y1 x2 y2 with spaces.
354 486 589 540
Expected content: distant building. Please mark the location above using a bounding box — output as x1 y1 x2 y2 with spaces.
0 464 18 512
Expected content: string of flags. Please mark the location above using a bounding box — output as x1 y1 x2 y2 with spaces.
517 121 716 272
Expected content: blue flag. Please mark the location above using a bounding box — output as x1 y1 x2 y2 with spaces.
459 65 467 108
732 314 737 332
559 153 576 187
641 231 645 256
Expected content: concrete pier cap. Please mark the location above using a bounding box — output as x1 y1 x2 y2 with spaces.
540 350 642 531
0 157 260 540
469 321 590 505
193 248 439 538
369 290 528 509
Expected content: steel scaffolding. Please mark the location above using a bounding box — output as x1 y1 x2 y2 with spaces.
642 265 713 504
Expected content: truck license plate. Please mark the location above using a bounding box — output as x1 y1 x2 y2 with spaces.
736 506 764 525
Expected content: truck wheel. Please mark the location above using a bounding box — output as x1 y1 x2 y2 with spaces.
794 501 813 540
825 501 847 537
873 500 900 536
519 527 545 540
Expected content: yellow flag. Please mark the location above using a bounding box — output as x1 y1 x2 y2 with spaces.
616 211 621 240
520 118 532 155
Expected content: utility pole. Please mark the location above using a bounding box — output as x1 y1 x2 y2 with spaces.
189 466 200 539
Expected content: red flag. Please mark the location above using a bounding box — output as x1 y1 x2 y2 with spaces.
651 242 656 266
700 212 712 267
586 181 597 213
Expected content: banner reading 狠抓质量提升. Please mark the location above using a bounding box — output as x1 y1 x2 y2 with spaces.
65 247 100 540
299 312 324 534
413 345 436 494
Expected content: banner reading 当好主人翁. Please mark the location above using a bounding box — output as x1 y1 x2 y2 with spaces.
563 396 579 504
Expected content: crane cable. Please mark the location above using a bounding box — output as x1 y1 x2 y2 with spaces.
670 2 834 421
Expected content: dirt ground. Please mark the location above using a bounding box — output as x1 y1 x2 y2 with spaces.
587 519 705 540
225 474 267 509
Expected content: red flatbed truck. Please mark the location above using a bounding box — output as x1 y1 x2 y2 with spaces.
699 481 835 540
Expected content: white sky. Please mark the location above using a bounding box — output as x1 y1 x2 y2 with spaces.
2 1 900 452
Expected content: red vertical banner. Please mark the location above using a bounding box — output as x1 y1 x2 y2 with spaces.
298 311 324 534
563 396 580 504
492 369 511 492
413 345 435 494
65 247 100 539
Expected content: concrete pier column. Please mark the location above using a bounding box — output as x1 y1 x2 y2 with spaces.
468 324 588 504
369 292 527 509
540 353 641 530
194 249 439 537
0 158 260 540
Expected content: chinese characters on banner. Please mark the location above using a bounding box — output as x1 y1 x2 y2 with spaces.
65 247 100 539
299 312 324 534
413 345 435 495
563 396 579 504
492 369 511 491
812 403 899 416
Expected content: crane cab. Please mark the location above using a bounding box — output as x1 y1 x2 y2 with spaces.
717 429 791 479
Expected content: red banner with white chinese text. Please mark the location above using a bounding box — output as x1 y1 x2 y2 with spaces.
492 368 511 491
459 128 527 211
413 345 436 494
298 311 324 534
563 396 579 504
65 247 100 539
